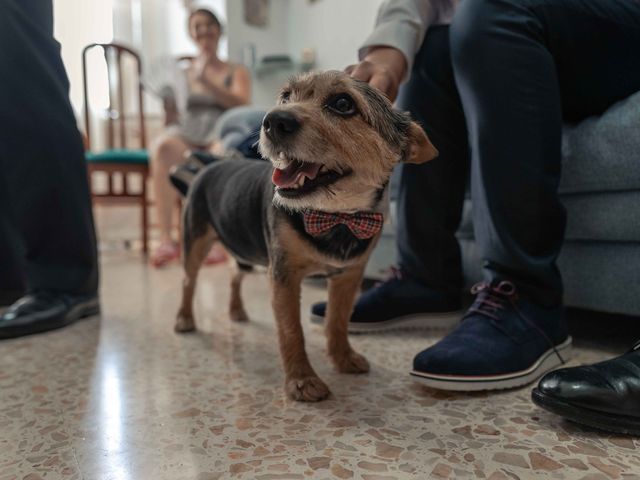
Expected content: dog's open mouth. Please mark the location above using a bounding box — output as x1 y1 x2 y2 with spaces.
271 158 350 198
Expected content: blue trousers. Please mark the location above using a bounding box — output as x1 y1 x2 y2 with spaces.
396 0 640 306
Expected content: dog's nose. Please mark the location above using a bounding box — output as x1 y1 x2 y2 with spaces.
262 111 300 141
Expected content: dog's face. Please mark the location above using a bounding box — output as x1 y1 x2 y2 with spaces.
259 70 438 212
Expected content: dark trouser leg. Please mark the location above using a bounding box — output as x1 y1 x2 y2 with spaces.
395 26 469 296
0 0 98 295
450 0 640 306
0 190 25 302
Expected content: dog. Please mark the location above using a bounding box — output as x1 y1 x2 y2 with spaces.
175 70 438 402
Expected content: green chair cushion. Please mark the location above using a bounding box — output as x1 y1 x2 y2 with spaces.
86 149 149 165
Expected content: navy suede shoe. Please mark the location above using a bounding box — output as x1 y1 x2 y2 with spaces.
310 268 462 333
411 281 571 391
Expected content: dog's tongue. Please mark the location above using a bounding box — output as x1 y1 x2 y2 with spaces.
272 160 322 188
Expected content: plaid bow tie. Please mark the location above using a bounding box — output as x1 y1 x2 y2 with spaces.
302 210 384 239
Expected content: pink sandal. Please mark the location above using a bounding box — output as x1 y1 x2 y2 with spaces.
203 243 228 266
151 242 180 268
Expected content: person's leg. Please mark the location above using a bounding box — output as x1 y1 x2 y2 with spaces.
525 1 640 429
151 134 229 268
150 133 191 245
0 0 98 295
412 0 640 390
310 27 469 331
395 25 469 296
453 0 640 305
0 0 99 338
0 184 25 305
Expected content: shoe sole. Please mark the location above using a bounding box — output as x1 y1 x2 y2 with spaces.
410 337 572 391
531 388 640 436
310 310 464 333
0 298 100 340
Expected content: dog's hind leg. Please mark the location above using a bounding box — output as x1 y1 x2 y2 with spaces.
229 262 250 322
326 265 370 374
175 201 216 333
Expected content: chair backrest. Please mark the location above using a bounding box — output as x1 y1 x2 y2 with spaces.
82 43 146 151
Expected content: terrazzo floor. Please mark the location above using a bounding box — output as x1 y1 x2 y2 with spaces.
2 214 640 479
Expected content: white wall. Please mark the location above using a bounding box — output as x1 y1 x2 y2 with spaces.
115 0 228 64
224 0 383 106
286 0 383 71
225 0 292 106
53 0 114 117
225 0 383 68
226 0 290 63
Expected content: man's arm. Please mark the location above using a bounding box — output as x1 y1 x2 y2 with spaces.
360 0 436 77
350 0 454 101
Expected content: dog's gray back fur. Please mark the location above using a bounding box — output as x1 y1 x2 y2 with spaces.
185 159 274 266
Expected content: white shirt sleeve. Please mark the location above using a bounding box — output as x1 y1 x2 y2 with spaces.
359 0 455 79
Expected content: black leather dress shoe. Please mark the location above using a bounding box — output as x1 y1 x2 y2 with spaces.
532 341 640 435
0 289 24 307
0 292 100 339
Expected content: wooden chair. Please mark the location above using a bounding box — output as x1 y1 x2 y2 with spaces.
82 43 150 253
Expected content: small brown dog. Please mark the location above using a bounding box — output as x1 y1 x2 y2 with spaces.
175 70 438 401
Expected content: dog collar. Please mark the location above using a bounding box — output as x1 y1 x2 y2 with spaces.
302 210 383 239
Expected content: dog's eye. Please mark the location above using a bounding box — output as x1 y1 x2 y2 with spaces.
327 94 356 116
280 90 291 104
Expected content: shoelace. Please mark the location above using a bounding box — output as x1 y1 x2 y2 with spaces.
467 281 516 321
466 281 567 365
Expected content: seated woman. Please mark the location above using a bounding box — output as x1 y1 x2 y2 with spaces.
151 8 251 267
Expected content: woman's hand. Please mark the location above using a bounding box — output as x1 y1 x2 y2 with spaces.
346 47 407 102
193 56 209 82
195 63 252 109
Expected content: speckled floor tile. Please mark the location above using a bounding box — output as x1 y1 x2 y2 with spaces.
2 217 640 479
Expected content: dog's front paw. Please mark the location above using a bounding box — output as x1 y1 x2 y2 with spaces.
285 376 331 402
174 313 196 333
334 351 370 374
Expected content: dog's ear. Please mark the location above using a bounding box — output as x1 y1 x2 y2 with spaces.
405 122 438 164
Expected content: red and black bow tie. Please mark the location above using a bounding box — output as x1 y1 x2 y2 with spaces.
302 210 384 239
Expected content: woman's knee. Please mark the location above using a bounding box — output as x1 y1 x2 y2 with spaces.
152 135 188 166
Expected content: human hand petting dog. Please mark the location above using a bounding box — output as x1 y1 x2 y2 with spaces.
346 46 407 102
